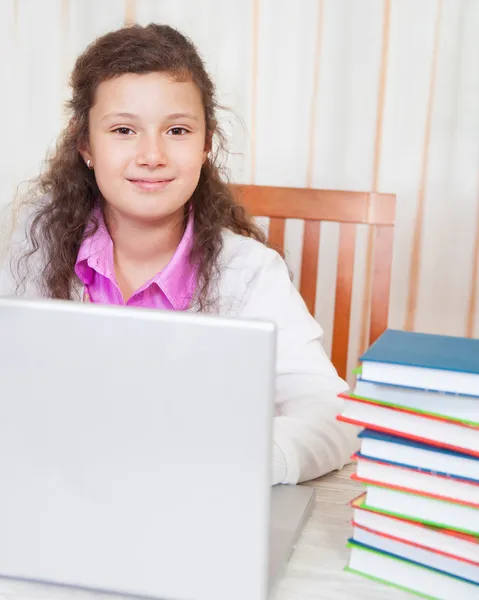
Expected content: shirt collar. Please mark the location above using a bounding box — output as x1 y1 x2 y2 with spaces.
75 208 197 310
75 209 114 285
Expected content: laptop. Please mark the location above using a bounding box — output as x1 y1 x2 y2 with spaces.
0 297 314 600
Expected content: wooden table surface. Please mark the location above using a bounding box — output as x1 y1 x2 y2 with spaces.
0 464 412 600
272 463 412 599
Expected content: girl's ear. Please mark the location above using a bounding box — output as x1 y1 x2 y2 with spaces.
69 119 91 167
203 132 213 164
76 127 92 168
78 138 92 167
79 148 92 167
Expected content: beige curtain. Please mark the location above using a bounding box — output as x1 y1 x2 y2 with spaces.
2 0 478 372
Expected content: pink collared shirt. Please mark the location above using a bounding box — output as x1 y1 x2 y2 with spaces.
75 210 197 310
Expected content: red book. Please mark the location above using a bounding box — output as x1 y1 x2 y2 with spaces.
338 394 479 458
352 453 479 508
351 494 479 579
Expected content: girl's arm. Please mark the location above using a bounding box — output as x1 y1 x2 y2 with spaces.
239 248 359 485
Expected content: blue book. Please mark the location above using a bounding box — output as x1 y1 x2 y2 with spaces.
359 329 479 396
358 429 479 483
347 539 479 595
361 329 479 374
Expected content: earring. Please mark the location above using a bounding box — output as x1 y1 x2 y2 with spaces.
87 159 93 170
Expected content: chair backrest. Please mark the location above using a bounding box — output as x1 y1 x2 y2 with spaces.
231 184 396 381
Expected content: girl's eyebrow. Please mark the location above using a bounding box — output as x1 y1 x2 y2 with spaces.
100 112 139 123
100 112 199 122
165 112 199 122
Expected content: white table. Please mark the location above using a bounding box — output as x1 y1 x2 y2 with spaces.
0 465 412 600
272 464 412 599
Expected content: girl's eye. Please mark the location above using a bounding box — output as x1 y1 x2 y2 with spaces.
113 127 135 135
168 127 189 136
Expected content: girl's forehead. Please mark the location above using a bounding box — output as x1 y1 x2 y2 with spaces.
91 72 204 120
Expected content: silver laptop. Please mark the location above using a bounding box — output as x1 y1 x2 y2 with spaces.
0 298 314 600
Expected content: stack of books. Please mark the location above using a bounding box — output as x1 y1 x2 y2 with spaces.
337 329 479 599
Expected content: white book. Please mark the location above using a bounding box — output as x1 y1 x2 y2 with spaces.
347 543 479 599
354 379 479 424
352 495 479 565
359 430 479 483
365 485 479 536
360 360 479 396
355 455 479 506
338 399 479 456
352 527 479 584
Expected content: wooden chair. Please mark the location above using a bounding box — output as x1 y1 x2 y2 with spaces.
230 184 396 381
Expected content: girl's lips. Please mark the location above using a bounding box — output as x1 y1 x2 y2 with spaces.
128 178 174 191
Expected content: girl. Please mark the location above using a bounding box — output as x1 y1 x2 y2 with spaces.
0 24 356 485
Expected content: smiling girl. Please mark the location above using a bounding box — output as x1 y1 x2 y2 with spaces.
0 24 356 485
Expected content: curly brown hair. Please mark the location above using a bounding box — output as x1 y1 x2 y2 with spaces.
15 23 266 309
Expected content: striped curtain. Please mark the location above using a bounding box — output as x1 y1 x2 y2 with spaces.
2 0 478 368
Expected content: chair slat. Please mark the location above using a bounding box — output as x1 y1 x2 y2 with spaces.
268 217 286 255
232 183 396 379
231 184 395 225
369 225 394 346
299 221 321 314
331 223 356 381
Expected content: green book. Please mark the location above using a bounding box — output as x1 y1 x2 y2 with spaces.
346 540 479 599
362 484 479 537
351 378 479 427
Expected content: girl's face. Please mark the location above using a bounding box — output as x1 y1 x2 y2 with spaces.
81 72 207 224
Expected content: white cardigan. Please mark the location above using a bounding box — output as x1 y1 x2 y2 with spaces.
207 231 358 483
0 223 358 485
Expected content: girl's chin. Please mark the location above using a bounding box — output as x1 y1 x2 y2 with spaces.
105 201 186 225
